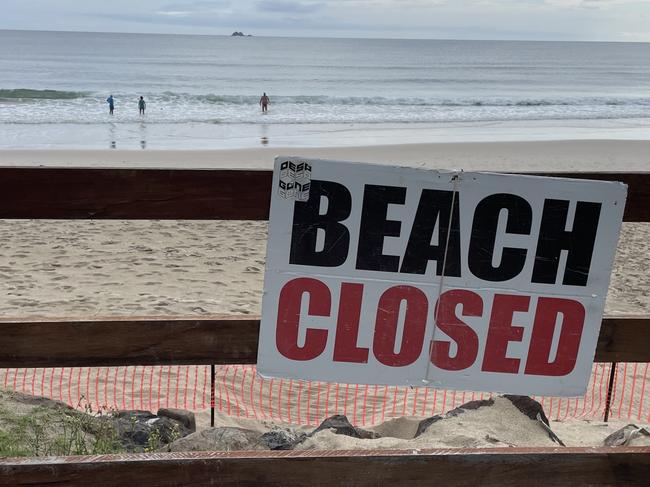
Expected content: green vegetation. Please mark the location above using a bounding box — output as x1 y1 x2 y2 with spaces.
0 403 124 457
144 421 181 453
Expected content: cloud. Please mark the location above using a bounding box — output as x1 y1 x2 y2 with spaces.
321 0 446 6
256 1 324 14
3 0 648 41
620 31 650 41
157 0 230 16
544 0 637 7
257 0 445 13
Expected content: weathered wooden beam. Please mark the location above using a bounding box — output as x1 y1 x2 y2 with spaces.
595 315 650 362
0 316 259 367
529 172 648 223
0 315 646 368
0 168 647 221
1 447 649 487
0 168 272 220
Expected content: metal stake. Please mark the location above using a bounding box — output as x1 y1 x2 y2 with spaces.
603 362 617 422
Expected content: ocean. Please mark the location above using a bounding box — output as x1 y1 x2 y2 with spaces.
1 30 649 149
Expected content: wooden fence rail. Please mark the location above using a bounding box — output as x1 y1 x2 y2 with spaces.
0 168 649 221
1 447 650 487
0 314 648 368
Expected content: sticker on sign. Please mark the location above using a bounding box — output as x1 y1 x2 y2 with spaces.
258 157 627 397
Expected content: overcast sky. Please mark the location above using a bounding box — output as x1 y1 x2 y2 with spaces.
3 0 650 41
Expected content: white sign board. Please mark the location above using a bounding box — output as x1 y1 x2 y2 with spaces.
258 157 627 396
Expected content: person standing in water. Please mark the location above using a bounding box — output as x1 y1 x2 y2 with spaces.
106 95 114 115
259 92 270 113
138 96 146 115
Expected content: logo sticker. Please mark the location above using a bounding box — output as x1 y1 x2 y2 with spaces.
278 160 311 201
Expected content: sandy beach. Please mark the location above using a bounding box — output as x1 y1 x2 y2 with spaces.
1 140 649 449
3 139 650 171
1 140 649 318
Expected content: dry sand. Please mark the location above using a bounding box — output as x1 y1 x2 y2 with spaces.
1 141 649 449
0 220 646 317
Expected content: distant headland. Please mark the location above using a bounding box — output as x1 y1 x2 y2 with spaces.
231 32 252 37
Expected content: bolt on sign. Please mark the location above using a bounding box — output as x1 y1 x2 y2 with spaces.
258 157 627 396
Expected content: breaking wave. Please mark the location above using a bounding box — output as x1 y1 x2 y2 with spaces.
0 89 89 100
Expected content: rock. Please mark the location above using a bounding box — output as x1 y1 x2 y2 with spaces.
114 410 156 421
504 395 550 426
8 390 73 411
369 416 422 439
503 395 564 445
412 396 561 447
413 396 564 445
231 31 244 36
446 399 495 417
604 424 650 447
155 416 193 443
111 410 193 451
157 408 196 433
415 399 494 437
111 411 155 447
164 427 266 452
414 415 444 438
260 428 307 450
311 415 380 439
534 413 565 446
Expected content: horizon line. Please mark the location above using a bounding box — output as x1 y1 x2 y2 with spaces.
1 27 648 44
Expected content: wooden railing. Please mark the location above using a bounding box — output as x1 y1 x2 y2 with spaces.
0 315 648 368
0 167 648 486
0 168 648 221
1 448 649 487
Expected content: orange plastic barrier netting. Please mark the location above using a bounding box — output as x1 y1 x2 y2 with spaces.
1 363 648 425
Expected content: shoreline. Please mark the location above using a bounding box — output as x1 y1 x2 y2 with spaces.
2 118 649 151
1 139 650 171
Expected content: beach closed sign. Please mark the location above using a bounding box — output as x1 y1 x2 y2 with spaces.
258 157 627 396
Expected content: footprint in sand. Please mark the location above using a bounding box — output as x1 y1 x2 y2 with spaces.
230 308 251 314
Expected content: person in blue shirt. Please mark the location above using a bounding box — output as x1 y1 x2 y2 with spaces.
107 95 114 115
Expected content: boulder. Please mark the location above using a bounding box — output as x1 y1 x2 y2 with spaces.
164 427 265 452
446 399 495 417
504 394 550 426
111 411 156 447
311 415 380 439
503 395 565 445
413 396 565 446
114 410 156 421
369 416 422 440
604 424 650 447
414 415 444 438
8 390 73 411
110 410 193 451
415 399 494 437
260 428 308 450
157 408 196 433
